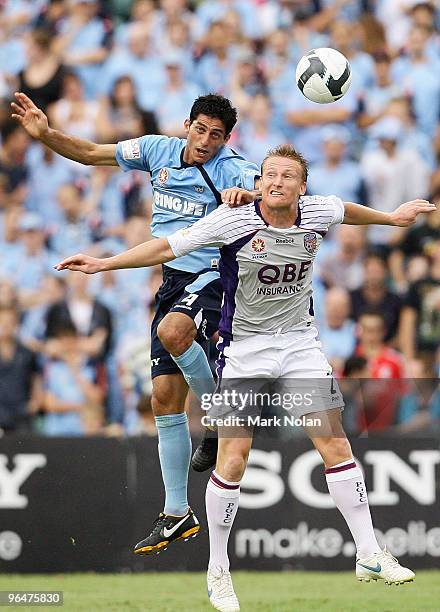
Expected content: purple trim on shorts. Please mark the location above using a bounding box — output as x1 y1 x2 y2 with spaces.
215 336 230 389
325 461 356 474
210 472 240 490
218 232 259 340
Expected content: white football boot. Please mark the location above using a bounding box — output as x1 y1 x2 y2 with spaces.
356 547 415 585
207 565 240 611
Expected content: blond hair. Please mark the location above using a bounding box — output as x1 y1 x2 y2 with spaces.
262 144 308 182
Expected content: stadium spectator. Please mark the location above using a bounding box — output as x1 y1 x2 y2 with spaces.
197 20 237 95
41 322 104 436
318 287 356 374
318 224 366 290
339 355 369 435
33 0 67 36
49 70 99 146
25 146 75 226
355 310 407 432
360 116 430 249
391 24 440 137
20 275 67 354
375 0 417 52
0 305 42 434
154 53 200 137
384 96 435 169
307 125 365 203
395 364 440 435
329 20 375 96
96 75 159 143
350 253 402 342
228 49 265 118
357 52 404 130
0 119 29 199
237 93 286 165
356 311 406 378
17 28 65 111
53 0 111 99
399 239 440 372
2 212 56 310
390 185 440 291
409 2 440 60
262 29 294 132
45 270 112 363
100 22 165 111
49 183 94 257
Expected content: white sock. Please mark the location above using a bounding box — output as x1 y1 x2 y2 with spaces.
325 458 381 558
206 471 240 571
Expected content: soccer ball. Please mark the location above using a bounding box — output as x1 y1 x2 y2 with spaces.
296 48 352 104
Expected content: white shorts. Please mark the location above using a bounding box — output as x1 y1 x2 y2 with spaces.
214 326 344 419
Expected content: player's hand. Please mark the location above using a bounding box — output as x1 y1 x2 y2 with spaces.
221 187 256 207
389 199 437 227
54 253 105 274
11 92 49 140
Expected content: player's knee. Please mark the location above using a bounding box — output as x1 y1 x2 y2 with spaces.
322 436 352 465
219 454 247 482
157 317 195 356
151 388 180 416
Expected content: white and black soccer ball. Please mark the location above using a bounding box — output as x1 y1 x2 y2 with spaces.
296 48 352 104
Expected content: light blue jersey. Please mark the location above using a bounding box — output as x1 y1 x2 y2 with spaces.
115 135 259 273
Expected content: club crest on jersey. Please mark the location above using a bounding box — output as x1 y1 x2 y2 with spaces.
252 238 265 253
304 232 317 255
195 185 204 193
158 168 169 185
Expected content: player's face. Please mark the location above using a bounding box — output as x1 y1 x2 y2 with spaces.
184 114 230 164
262 157 306 209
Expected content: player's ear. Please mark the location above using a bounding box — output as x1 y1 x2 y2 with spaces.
224 133 231 144
184 119 190 134
300 182 307 196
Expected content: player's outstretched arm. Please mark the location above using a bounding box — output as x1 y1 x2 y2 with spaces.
11 92 117 166
342 199 436 226
54 238 175 275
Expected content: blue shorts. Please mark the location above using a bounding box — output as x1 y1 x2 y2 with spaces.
151 265 222 378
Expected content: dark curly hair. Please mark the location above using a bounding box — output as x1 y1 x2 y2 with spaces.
189 94 238 136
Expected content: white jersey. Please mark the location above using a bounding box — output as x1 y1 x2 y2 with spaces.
168 196 344 339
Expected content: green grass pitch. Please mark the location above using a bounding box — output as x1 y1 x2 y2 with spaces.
1 571 439 611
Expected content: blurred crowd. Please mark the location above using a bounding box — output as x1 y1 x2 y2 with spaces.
0 0 439 438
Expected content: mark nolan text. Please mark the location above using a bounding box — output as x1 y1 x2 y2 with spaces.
201 415 322 428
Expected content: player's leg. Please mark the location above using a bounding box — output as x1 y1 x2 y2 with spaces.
281 328 414 584
206 432 252 612
134 271 202 556
158 311 216 400
305 408 414 584
134 372 200 555
162 270 222 402
165 272 223 473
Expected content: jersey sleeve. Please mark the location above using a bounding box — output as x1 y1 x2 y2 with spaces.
168 204 257 257
221 158 260 191
327 195 345 226
115 135 168 173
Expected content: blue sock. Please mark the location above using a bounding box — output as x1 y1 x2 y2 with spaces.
172 342 216 400
155 413 191 516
